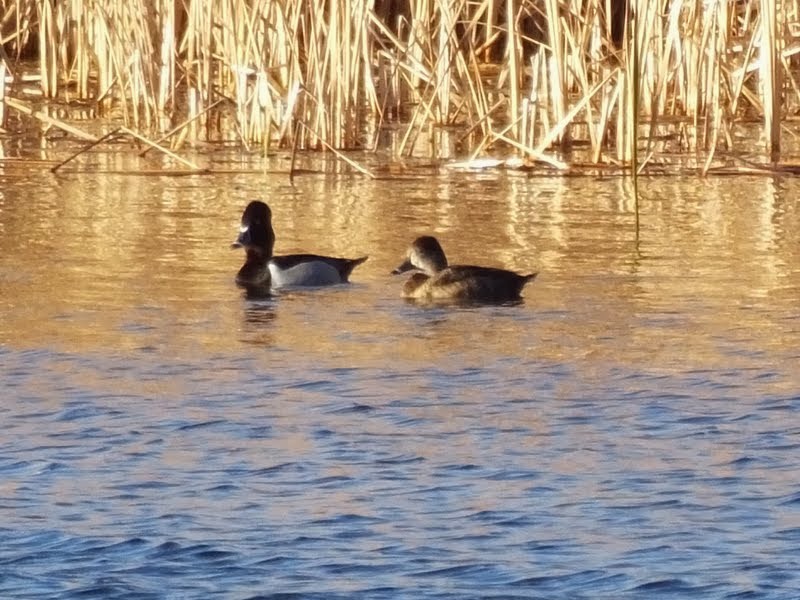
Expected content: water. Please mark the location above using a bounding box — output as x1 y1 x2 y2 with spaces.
1 153 799 598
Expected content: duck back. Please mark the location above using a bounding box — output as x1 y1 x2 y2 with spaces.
411 266 537 302
269 254 368 286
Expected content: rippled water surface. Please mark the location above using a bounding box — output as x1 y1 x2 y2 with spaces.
1 153 799 599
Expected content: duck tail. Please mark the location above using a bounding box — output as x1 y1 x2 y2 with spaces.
340 255 369 279
523 272 538 284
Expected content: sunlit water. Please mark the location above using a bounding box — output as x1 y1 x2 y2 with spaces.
1 151 799 599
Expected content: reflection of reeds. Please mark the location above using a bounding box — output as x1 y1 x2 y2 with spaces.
0 0 792 163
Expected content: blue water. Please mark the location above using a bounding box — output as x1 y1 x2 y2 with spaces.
1 164 799 598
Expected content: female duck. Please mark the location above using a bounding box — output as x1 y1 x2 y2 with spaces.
392 236 536 302
232 200 367 289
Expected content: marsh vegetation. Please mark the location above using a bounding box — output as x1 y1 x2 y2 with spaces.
1 0 797 171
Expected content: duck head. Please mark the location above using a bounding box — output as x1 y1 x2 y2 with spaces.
232 200 276 288
232 200 276 257
392 235 448 276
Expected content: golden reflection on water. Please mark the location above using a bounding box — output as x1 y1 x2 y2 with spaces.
0 155 798 379
3 152 799 595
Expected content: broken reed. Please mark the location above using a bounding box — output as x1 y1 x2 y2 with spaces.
1 0 795 164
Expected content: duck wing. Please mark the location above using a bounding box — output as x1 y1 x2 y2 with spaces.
271 254 368 280
433 265 537 300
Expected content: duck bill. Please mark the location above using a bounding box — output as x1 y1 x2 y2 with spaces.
391 258 415 275
231 225 251 249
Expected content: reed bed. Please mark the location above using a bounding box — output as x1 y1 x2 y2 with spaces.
1 0 798 167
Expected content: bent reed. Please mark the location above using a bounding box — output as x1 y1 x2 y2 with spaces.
0 0 796 167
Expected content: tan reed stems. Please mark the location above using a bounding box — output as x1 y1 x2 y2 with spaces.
625 0 640 233
50 128 122 172
289 121 301 185
139 98 226 155
0 60 5 128
543 0 567 147
50 126 205 173
506 0 520 141
0 0 796 168
119 126 205 170
761 0 781 162
4 96 97 140
297 120 376 178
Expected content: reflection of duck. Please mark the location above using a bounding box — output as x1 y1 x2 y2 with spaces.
243 301 276 325
392 236 537 303
232 201 368 289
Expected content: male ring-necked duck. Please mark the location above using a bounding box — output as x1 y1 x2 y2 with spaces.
232 200 368 288
392 235 537 302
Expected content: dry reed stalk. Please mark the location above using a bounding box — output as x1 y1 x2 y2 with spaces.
289 121 301 185
407 0 431 95
490 127 567 169
0 0 794 165
614 68 626 162
395 2 488 154
92 3 113 114
118 126 203 171
156 0 175 129
592 70 619 164
297 120 376 178
139 98 226 156
519 97 529 148
542 0 567 146
761 0 781 161
626 0 640 232
0 60 5 128
530 71 612 163
566 10 598 156
399 0 462 138
72 0 90 99
436 0 453 124
396 0 462 159
462 97 507 159
445 2 492 131
368 10 432 87
183 0 212 134
506 0 520 141
459 39 492 142
51 126 205 172
4 96 97 140
636 0 663 157
50 128 123 172
536 39 552 145
62 168 211 176
526 52 543 151
701 0 731 174
37 0 56 97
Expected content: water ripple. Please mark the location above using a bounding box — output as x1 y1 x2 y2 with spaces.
3 174 800 598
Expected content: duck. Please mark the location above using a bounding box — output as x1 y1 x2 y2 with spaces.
232 200 368 289
392 236 537 302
